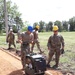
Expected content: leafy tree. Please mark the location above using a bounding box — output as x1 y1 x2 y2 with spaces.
6 1 22 32
62 21 68 31
7 1 21 19
14 16 23 32
54 20 62 32
39 21 45 32
46 23 48 32
48 21 53 31
0 0 23 33
0 0 4 33
69 17 75 31
33 22 39 28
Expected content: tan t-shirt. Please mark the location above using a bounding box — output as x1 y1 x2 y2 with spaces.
20 31 34 44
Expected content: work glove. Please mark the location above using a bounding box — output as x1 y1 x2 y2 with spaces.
61 49 65 54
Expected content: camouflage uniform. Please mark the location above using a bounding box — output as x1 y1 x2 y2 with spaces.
7 31 16 49
20 32 34 69
47 34 64 67
31 30 43 53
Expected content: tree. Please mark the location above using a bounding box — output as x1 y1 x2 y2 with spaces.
48 21 53 31
6 1 22 31
62 21 68 31
0 0 4 33
7 1 21 19
54 20 62 32
14 16 23 32
46 23 48 32
33 22 39 28
69 17 75 31
39 21 45 32
0 0 23 33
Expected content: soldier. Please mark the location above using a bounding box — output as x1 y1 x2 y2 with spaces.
6 29 16 50
31 25 44 53
18 26 34 71
46 25 64 68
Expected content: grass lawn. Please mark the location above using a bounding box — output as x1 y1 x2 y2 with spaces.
0 32 75 71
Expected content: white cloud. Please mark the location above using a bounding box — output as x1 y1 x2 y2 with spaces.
10 0 75 24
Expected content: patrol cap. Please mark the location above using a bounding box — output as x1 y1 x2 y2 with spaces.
28 26 33 32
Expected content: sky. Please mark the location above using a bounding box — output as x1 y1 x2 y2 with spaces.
9 0 75 24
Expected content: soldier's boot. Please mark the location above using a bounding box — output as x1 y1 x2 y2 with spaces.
46 64 51 68
46 59 52 68
52 65 58 69
53 59 59 69
39 49 44 54
8 44 11 50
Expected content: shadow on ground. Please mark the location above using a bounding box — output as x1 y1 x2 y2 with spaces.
8 69 24 75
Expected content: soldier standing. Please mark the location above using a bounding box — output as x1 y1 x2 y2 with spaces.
46 25 64 68
18 26 34 71
31 25 44 53
6 29 16 50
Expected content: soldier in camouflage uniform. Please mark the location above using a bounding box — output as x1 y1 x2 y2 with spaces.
31 25 44 53
18 26 34 70
47 25 64 68
6 29 16 50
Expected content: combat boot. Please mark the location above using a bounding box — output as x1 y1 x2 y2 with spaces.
46 64 51 68
52 65 58 69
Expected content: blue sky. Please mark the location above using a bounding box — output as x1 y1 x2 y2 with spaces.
9 0 75 24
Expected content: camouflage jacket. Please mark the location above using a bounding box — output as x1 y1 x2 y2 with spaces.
47 34 64 49
7 32 15 43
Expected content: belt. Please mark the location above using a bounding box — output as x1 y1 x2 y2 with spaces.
22 42 29 47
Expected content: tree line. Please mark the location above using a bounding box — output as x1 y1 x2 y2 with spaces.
33 18 75 32
0 0 75 34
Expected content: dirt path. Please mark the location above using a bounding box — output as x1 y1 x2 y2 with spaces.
0 49 23 75
0 48 63 75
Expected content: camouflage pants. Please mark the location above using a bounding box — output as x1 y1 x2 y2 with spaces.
47 48 61 66
31 40 42 52
21 45 30 69
8 42 16 48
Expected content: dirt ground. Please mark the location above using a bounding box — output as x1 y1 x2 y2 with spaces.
0 48 74 75
0 49 23 75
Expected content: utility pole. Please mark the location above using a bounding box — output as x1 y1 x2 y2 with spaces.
4 0 8 38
